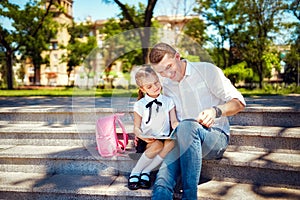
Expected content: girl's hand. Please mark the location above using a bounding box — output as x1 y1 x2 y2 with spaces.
135 136 156 146
143 138 156 143
134 136 139 146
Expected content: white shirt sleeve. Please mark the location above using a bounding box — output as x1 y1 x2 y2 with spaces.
203 63 246 106
133 100 143 116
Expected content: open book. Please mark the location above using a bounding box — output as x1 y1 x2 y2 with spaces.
140 128 176 139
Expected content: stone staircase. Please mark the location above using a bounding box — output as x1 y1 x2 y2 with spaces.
0 96 299 199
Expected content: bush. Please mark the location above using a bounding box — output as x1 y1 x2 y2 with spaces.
224 62 255 86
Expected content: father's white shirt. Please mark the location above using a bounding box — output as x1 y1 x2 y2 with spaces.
161 61 246 135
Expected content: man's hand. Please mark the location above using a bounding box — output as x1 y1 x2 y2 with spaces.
197 108 216 128
196 99 245 128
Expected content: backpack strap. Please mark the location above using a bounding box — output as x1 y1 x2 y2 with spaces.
114 113 128 153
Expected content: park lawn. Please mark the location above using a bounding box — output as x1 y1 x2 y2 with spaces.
0 87 138 97
0 86 299 97
238 87 300 96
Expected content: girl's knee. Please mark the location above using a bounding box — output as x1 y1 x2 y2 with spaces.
159 140 175 158
145 140 164 158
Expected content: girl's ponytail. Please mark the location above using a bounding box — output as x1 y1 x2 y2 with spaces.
137 89 144 100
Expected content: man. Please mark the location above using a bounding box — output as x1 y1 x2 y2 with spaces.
149 42 246 200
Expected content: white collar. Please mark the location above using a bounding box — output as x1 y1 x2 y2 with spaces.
182 59 191 77
144 94 162 102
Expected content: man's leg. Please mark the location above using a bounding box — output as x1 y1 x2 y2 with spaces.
152 145 180 200
176 121 229 200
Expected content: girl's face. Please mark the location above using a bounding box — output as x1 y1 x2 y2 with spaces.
140 75 162 98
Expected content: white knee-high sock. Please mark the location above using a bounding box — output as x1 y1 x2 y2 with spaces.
142 155 163 173
130 153 152 175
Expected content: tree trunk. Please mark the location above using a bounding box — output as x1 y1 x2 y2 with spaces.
33 63 41 85
143 0 157 63
258 62 264 89
5 50 14 90
112 0 157 64
141 27 151 64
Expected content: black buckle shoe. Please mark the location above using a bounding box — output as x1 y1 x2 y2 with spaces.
128 175 140 190
139 173 151 189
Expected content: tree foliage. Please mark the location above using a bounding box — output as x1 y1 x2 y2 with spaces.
102 0 158 63
183 17 206 46
0 0 56 89
195 0 293 88
62 22 97 84
223 61 254 86
99 2 161 74
283 25 300 84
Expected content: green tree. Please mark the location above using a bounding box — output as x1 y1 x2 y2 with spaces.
284 25 300 85
102 0 158 63
62 22 97 85
99 18 134 70
20 2 58 85
99 3 161 74
183 17 206 46
289 0 300 21
237 0 288 88
0 0 56 89
196 0 291 88
180 17 211 62
223 61 254 86
0 47 5 87
195 0 246 68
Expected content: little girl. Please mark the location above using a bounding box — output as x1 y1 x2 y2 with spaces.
128 65 178 190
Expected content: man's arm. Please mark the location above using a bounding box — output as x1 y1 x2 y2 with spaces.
217 98 245 117
197 98 245 128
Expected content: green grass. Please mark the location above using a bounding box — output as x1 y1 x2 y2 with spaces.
0 86 299 97
0 87 138 97
238 85 300 97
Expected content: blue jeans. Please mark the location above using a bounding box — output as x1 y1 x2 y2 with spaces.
152 120 229 200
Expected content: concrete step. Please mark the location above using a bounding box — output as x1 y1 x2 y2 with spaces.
0 121 134 147
0 106 299 126
229 107 300 127
229 126 300 150
0 145 299 189
203 146 300 189
0 122 299 152
0 96 299 199
0 145 135 176
0 172 299 200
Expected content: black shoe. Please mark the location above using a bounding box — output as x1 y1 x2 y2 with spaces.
128 175 140 190
139 173 151 189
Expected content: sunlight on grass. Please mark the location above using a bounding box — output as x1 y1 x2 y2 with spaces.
0 87 138 97
0 86 299 97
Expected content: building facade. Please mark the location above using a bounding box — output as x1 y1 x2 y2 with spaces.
19 1 199 87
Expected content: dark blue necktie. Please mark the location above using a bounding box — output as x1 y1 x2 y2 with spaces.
145 99 162 124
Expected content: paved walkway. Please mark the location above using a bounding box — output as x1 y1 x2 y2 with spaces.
0 95 299 109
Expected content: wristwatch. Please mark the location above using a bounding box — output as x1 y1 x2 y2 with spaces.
213 106 222 118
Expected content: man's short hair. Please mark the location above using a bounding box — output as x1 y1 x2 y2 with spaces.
149 43 176 64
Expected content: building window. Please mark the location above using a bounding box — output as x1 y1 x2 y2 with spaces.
53 54 58 61
53 65 58 72
52 42 58 50
49 41 58 50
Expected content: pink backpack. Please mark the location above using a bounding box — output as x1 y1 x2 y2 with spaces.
96 113 128 157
